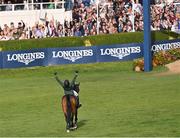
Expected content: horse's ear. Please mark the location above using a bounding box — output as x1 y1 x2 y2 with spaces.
78 82 80 86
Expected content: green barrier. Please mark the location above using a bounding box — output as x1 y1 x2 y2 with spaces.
0 31 179 51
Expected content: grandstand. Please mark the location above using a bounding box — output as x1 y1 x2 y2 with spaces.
0 0 179 40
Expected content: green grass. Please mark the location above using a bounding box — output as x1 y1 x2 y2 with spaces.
0 62 180 137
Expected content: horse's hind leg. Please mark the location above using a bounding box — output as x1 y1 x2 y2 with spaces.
70 113 77 130
74 109 78 128
65 113 71 132
70 114 74 128
64 114 69 131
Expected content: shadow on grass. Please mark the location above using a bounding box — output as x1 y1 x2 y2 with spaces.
78 120 88 128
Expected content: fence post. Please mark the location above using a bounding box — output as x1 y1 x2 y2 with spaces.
143 0 152 72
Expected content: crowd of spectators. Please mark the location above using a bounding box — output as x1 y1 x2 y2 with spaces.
151 3 178 31
0 0 180 40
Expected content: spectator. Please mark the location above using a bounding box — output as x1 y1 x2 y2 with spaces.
6 1 12 11
19 31 27 40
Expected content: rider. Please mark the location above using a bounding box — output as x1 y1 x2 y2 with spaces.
54 71 82 108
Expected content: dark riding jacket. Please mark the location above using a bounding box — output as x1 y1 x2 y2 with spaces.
55 74 78 95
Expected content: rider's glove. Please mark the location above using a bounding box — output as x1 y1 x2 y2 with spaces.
75 70 79 75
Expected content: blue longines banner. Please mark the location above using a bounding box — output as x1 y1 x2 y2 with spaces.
0 39 179 69
96 43 143 62
48 46 97 65
2 48 48 68
0 52 3 69
152 39 180 52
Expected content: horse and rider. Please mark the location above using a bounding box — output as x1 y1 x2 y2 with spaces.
54 70 82 132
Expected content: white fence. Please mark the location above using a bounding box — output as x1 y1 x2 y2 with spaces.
0 1 65 11
0 1 72 27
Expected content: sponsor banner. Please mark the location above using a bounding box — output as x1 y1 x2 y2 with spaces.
96 43 143 62
152 39 180 52
0 52 3 69
2 49 48 68
0 39 179 69
48 46 97 65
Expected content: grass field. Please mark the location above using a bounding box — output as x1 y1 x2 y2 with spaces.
0 61 180 137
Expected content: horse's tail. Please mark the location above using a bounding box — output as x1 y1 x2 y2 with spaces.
66 95 71 128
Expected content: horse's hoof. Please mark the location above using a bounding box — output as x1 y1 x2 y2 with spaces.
74 124 77 129
70 125 77 130
71 125 77 130
70 127 75 130
66 129 70 133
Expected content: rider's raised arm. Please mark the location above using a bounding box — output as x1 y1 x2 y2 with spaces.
70 73 78 86
54 73 64 87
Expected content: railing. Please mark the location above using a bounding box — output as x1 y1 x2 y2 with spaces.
0 0 65 12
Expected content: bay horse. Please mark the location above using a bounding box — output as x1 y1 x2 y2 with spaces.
61 83 80 132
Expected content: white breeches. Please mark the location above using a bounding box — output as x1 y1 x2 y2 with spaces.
73 90 79 97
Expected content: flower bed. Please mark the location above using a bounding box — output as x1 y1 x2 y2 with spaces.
133 48 180 71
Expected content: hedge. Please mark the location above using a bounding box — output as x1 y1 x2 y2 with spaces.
0 31 179 51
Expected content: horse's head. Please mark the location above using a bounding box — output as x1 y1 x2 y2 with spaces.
73 83 80 93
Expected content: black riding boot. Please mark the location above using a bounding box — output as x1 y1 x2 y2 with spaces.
76 96 82 108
